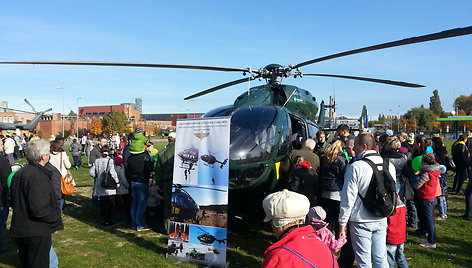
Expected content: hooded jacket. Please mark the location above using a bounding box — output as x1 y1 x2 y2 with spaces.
262 225 338 268
415 163 440 199
380 151 409 185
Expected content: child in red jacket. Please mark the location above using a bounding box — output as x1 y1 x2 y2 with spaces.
414 153 440 249
386 196 409 268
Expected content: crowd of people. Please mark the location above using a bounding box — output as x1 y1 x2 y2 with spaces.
263 125 472 268
0 128 176 267
0 125 471 267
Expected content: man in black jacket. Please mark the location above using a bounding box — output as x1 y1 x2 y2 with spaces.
452 134 470 194
0 139 12 254
127 149 154 231
10 139 63 267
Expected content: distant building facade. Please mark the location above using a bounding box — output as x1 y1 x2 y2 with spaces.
79 104 140 121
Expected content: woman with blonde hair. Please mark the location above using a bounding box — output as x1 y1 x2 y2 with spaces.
319 140 348 230
381 136 410 201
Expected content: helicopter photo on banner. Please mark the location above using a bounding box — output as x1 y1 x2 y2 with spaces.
167 117 230 267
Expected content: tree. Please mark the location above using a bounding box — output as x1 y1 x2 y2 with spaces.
454 94 472 115
102 111 130 134
89 118 103 136
404 107 435 130
429 89 443 116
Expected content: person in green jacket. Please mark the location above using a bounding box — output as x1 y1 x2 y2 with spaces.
130 127 148 154
155 132 176 233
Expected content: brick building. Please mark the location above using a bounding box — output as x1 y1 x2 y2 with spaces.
79 104 140 121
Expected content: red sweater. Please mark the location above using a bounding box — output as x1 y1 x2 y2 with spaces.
387 204 406 245
262 225 338 268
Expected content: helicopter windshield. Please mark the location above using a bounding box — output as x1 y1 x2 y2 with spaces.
229 106 282 164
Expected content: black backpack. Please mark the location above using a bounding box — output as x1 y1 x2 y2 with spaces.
358 158 397 217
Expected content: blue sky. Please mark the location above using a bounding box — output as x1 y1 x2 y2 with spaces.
0 1 471 118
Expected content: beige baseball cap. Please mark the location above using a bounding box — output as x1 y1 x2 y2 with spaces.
262 189 310 228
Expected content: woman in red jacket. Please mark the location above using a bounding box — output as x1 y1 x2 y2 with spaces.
414 154 440 249
261 189 338 268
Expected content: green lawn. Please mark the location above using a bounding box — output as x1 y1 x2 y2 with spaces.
1 141 471 267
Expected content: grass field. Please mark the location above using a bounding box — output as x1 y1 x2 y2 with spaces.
0 140 471 267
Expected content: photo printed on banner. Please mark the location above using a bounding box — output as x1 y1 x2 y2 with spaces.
170 184 228 228
182 243 227 266
168 221 190 243
174 144 199 185
188 224 227 248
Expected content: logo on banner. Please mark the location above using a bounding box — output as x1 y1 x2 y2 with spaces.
194 131 210 140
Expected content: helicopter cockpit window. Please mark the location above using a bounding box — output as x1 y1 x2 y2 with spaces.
276 110 291 157
229 106 279 164
307 122 319 139
289 114 307 145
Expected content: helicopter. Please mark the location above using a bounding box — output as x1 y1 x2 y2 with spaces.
167 242 184 256
186 248 205 261
177 146 198 181
200 153 228 169
1 26 471 211
0 99 52 131
195 226 227 246
170 184 227 224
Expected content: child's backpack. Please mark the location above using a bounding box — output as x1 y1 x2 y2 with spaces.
358 158 397 217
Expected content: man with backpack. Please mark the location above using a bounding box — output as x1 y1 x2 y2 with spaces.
338 132 396 268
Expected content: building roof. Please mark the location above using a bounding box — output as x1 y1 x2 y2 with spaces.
436 116 472 122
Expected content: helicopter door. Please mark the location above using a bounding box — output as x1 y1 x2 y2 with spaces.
288 114 307 147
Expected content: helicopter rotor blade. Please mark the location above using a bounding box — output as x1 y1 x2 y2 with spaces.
24 99 37 113
293 26 472 69
303 73 425 88
0 61 251 73
195 226 208 234
184 77 255 100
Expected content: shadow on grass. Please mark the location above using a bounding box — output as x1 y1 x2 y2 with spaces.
407 228 472 266
63 194 168 255
63 193 267 267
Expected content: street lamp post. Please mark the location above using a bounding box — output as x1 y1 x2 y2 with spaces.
57 87 64 136
76 97 82 138
397 105 400 133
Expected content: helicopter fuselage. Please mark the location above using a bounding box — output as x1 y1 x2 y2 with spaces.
204 83 321 210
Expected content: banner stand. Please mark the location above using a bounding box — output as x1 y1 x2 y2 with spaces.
166 117 231 267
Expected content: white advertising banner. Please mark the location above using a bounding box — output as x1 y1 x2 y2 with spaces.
166 117 230 267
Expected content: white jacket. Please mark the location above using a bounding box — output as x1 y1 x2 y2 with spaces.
49 151 72 177
338 150 396 227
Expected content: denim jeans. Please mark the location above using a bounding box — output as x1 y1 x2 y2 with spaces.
349 220 388 268
386 243 409 268
73 155 82 168
131 182 149 228
49 246 58 268
417 198 436 244
437 195 447 217
464 179 472 217
406 200 418 228
0 206 9 248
